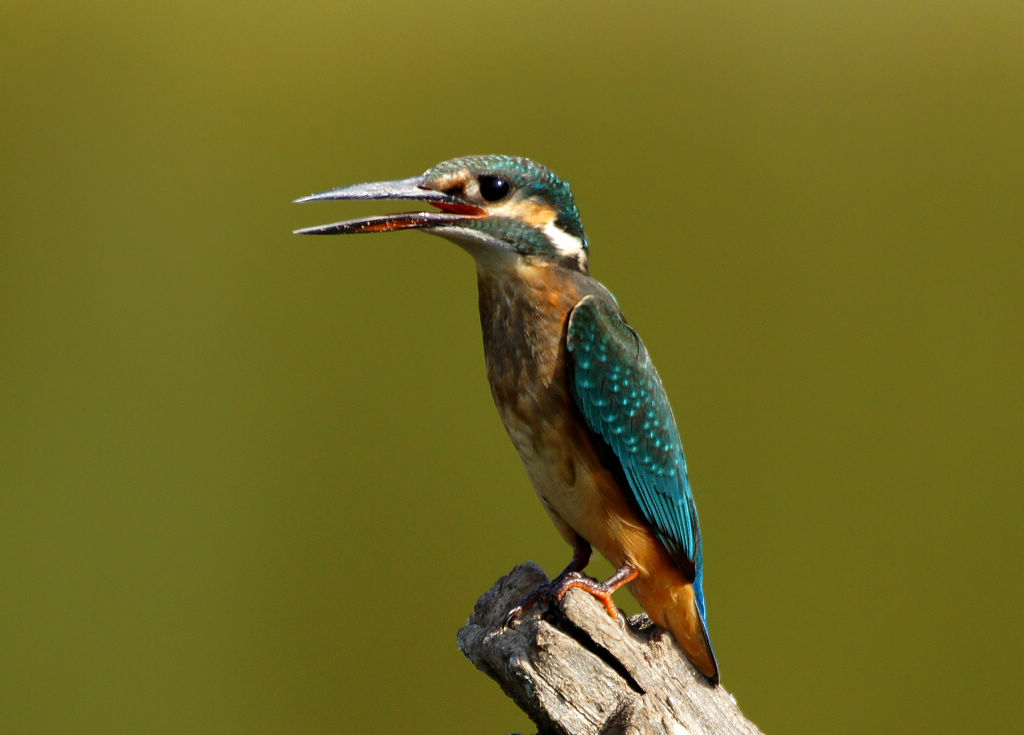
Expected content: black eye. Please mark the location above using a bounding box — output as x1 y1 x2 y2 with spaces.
478 175 511 202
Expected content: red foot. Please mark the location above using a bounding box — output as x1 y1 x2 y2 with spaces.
504 564 638 626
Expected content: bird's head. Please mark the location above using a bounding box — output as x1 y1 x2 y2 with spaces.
294 155 589 271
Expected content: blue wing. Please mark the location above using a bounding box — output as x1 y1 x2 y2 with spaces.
566 295 707 616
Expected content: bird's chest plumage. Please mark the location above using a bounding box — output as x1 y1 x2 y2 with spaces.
477 263 577 452
476 262 624 551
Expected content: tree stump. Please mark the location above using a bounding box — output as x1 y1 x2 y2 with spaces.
458 563 764 735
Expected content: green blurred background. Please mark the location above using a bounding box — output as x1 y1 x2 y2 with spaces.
2 2 1021 733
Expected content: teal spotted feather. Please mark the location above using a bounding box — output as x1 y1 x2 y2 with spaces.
567 295 707 618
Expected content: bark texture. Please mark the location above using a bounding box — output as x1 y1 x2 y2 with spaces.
457 563 764 735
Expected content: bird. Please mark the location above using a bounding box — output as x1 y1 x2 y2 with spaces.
294 155 719 683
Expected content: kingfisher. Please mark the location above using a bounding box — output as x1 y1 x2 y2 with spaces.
294 155 719 683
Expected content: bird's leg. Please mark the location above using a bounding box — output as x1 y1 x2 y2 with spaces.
503 540 591 627
553 562 639 620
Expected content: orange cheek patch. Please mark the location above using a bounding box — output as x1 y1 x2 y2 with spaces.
501 199 558 227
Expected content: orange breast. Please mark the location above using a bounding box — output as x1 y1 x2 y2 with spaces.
476 259 678 577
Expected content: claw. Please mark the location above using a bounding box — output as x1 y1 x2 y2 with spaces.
503 564 638 625
503 578 563 627
504 545 593 627
502 605 526 628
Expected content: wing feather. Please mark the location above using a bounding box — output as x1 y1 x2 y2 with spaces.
566 295 705 603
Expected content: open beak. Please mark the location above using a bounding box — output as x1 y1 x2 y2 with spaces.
293 175 485 235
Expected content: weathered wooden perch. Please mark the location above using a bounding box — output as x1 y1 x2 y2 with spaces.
458 563 764 735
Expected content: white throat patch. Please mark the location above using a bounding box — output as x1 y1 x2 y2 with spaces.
542 221 587 267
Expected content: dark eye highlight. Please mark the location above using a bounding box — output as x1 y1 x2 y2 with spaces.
478 175 511 202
